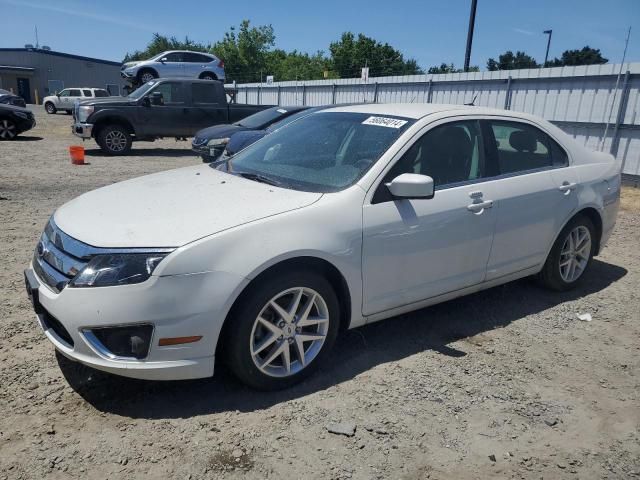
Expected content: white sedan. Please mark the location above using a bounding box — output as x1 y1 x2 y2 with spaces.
25 104 621 390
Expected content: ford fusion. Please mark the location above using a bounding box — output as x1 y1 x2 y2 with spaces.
25 104 621 390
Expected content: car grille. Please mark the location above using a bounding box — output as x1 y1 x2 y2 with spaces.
32 219 91 293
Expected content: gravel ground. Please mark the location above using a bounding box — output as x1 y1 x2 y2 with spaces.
1 106 639 479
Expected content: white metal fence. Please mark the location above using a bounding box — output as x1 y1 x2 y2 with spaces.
227 63 640 177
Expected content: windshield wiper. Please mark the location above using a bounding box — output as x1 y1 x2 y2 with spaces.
235 171 283 187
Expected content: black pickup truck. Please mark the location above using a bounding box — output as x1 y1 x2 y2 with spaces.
72 79 270 155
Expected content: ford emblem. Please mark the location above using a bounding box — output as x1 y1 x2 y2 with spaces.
36 241 45 257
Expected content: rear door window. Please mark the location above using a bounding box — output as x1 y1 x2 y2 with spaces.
68 89 82 97
82 89 92 97
192 83 218 104
487 120 568 175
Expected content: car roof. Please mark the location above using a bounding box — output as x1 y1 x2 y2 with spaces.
323 103 540 121
163 50 215 57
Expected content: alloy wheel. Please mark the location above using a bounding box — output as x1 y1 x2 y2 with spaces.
250 287 329 377
559 225 591 283
0 119 16 139
140 72 155 83
105 130 128 152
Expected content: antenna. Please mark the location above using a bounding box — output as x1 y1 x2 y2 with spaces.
35 25 39 48
600 26 631 151
464 94 478 106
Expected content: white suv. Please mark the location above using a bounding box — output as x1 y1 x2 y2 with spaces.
120 50 226 85
43 88 110 114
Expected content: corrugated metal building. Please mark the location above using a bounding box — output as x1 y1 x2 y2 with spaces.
0 48 124 103
229 63 640 178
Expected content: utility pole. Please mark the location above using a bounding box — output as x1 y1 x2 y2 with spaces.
464 0 478 72
543 30 552 67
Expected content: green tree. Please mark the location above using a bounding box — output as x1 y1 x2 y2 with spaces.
487 50 539 71
546 46 608 67
428 63 479 74
211 20 276 83
329 32 422 78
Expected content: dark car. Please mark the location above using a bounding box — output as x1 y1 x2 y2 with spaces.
0 103 36 140
0 89 26 108
72 78 270 155
192 106 310 162
217 106 324 162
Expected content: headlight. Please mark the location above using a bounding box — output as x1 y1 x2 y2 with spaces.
78 105 94 122
208 137 230 147
69 253 167 288
15 112 28 119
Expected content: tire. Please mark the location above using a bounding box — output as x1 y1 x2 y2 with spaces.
0 118 17 140
138 69 158 84
200 72 217 81
96 124 132 155
225 270 341 390
201 154 212 163
538 214 596 291
45 102 56 114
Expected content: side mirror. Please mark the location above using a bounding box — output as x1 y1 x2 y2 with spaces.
149 92 163 106
160 57 167 63
141 96 151 107
385 173 434 199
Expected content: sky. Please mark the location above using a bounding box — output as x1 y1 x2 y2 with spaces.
1 0 639 70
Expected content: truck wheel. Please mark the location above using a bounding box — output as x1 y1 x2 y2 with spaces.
45 102 57 114
138 69 157 84
96 125 132 155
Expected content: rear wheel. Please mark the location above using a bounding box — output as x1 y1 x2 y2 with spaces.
0 119 17 140
96 124 132 155
45 102 56 114
200 72 217 81
225 270 340 390
539 215 596 291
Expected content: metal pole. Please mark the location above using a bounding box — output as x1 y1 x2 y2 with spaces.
332 84 337 104
543 30 552 67
277 85 281 106
373 82 379 103
427 79 433 103
302 84 306 106
611 70 631 160
503 76 512 110
464 0 478 72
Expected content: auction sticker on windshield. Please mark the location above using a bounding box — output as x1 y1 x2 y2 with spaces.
362 116 408 128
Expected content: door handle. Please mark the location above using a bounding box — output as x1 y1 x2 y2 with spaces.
467 200 493 213
558 182 577 194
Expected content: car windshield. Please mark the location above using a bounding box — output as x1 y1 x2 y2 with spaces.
127 81 158 100
220 112 414 193
235 107 303 129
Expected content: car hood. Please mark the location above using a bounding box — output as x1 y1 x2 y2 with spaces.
193 124 246 143
78 96 132 107
53 165 322 248
0 103 31 114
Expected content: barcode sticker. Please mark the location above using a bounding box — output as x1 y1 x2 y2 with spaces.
362 116 408 128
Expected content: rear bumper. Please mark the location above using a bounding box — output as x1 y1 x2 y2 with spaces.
72 122 93 139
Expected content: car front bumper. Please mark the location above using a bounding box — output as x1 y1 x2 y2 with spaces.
72 122 93 139
25 264 246 381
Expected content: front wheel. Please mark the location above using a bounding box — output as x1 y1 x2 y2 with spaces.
538 215 596 291
0 119 17 140
138 70 157 84
96 124 132 155
225 271 340 390
45 102 56 114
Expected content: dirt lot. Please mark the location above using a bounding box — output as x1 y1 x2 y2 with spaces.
0 106 639 479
